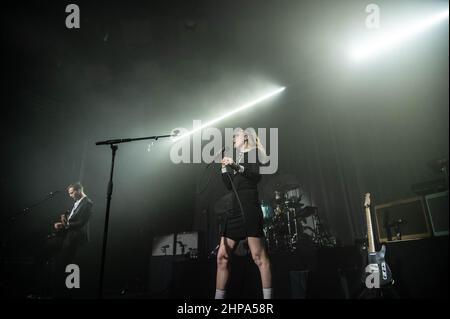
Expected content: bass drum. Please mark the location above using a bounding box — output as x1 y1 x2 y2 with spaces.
265 212 289 252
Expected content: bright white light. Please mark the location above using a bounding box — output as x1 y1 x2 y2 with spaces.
173 87 285 142
350 8 449 62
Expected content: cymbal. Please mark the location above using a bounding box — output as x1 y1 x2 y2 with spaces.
260 173 301 200
296 206 317 219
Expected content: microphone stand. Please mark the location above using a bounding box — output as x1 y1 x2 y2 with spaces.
8 192 61 223
0 191 61 294
95 133 175 299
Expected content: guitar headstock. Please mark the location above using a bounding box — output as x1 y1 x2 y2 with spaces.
364 193 371 208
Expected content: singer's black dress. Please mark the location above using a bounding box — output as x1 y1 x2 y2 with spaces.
220 148 265 241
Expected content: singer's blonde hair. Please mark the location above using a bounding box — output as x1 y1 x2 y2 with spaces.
234 128 267 156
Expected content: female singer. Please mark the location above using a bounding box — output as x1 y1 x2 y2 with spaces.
215 128 272 299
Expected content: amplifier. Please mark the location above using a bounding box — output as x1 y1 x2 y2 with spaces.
151 234 175 256
152 232 201 258
374 196 431 243
425 191 449 236
175 231 199 258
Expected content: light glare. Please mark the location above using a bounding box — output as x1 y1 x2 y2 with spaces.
173 87 285 142
350 9 449 62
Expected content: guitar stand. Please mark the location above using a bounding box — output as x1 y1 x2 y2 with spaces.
357 284 400 299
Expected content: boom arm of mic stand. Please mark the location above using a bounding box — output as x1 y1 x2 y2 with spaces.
8 192 60 223
95 134 175 146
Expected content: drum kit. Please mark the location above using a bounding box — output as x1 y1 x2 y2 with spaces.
213 174 336 253
260 178 336 252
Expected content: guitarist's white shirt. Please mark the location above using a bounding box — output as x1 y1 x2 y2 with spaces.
68 195 86 221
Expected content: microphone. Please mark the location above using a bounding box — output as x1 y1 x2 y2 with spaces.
172 129 180 137
48 190 61 196
220 146 230 159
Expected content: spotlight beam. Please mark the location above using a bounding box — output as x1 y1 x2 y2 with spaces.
173 86 285 141
351 8 449 62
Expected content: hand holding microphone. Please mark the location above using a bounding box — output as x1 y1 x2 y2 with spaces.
221 156 234 168
222 156 241 172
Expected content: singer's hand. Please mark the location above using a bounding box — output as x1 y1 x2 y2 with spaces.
221 157 234 168
54 222 64 230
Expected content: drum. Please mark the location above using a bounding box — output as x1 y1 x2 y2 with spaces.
260 201 274 221
274 191 284 205
285 188 301 208
285 188 300 201
265 224 289 253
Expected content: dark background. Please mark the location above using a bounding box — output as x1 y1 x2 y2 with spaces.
1 0 448 297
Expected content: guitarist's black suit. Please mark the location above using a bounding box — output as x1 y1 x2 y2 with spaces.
35 196 93 296
60 196 93 265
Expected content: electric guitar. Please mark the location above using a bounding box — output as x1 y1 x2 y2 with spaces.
362 193 394 286
48 210 70 239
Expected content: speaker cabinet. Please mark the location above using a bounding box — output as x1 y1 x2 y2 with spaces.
175 231 199 256
151 234 175 256
425 191 449 236
374 197 431 243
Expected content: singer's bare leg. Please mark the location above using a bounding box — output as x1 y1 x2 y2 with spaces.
248 237 272 288
216 237 237 290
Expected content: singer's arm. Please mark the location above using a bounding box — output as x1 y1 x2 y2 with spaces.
225 157 261 183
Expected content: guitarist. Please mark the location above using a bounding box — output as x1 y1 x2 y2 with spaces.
34 183 93 297
53 182 93 267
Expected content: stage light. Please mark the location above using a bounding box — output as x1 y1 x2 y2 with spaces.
173 86 285 141
350 8 449 62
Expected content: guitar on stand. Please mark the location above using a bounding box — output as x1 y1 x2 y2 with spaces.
359 193 396 298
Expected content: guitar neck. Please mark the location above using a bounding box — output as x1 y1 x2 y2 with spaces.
365 206 376 253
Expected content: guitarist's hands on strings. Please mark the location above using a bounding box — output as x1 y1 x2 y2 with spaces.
61 213 68 226
54 211 69 230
